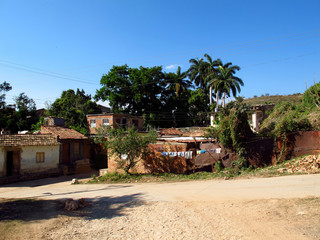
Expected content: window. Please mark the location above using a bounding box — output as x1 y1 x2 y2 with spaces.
103 118 110 126
74 142 80 155
90 119 96 128
36 152 45 163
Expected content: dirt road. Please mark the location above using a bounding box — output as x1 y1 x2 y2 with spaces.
0 174 320 239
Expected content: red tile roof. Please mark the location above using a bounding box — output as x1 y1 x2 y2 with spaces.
41 126 88 140
0 134 59 147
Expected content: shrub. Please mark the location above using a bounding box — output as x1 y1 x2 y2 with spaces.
302 83 320 109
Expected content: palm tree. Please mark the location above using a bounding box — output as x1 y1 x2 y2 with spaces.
202 54 222 105
188 57 206 90
209 62 244 110
188 54 221 104
167 66 191 97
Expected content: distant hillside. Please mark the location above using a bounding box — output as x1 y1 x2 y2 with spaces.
243 94 302 106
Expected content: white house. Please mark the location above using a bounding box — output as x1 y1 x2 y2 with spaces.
0 134 60 178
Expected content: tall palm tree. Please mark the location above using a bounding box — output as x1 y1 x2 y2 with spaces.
188 58 206 90
209 62 244 110
202 54 222 105
188 54 221 104
167 66 191 97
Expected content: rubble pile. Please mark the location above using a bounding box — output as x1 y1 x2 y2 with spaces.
277 155 320 174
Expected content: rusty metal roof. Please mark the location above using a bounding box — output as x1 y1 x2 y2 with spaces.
0 134 60 147
158 137 213 143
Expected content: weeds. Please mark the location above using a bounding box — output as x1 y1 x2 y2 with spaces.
86 154 320 184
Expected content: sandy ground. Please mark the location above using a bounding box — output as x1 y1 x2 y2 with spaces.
0 174 320 240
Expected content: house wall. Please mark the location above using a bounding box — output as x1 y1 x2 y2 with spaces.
59 139 91 174
0 145 60 177
87 114 143 134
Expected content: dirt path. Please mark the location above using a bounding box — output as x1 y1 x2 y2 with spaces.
0 174 320 239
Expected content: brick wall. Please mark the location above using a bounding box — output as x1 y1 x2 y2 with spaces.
107 142 190 174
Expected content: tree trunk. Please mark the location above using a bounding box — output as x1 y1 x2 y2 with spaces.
222 92 226 108
215 90 219 112
209 86 212 105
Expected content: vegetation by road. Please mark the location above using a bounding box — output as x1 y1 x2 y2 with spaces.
87 154 320 184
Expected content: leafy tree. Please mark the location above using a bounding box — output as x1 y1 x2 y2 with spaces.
0 81 12 108
188 88 210 126
205 98 253 165
0 83 38 133
49 89 100 134
95 126 157 174
95 65 191 128
13 93 38 131
0 81 12 129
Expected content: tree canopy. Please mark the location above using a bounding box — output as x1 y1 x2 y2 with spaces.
95 65 195 127
49 89 101 134
0 82 39 133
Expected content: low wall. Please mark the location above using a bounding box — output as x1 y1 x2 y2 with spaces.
246 131 320 166
107 142 190 174
273 131 320 164
106 131 320 174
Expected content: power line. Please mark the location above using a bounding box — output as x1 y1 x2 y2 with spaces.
57 28 320 73
0 61 98 85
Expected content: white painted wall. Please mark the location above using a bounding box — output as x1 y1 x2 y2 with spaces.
0 145 60 177
252 112 258 132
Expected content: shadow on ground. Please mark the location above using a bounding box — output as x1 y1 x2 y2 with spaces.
0 171 99 188
0 193 144 222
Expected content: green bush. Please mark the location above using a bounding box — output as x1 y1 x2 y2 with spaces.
302 83 320 109
214 160 224 173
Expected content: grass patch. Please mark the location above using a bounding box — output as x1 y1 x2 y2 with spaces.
86 154 320 184
87 171 219 183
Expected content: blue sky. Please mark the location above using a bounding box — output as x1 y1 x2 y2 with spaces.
0 0 319 108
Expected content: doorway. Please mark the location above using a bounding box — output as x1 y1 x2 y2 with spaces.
6 150 20 176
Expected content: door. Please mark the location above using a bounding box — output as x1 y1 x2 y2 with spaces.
6 151 20 176
6 151 13 176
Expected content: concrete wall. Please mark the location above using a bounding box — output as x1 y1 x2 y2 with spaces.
0 145 60 177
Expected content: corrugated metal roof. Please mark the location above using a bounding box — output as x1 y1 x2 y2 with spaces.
0 134 60 147
158 137 212 143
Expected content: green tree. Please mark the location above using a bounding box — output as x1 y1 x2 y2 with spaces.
188 57 207 90
0 81 12 108
49 89 100 134
13 93 38 131
96 65 184 127
302 82 320 109
188 54 222 109
188 88 210 126
0 81 12 130
209 62 243 110
166 66 191 97
202 54 222 105
95 126 157 174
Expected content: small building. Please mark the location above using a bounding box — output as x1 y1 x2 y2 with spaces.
87 113 144 134
0 134 60 180
250 104 275 132
40 117 91 174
